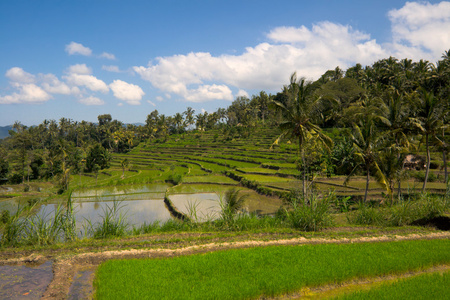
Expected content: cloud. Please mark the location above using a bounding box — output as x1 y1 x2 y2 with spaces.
5 67 35 83
147 100 156 106
66 64 92 75
0 83 51 104
134 22 386 101
40 74 80 95
236 89 249 98
102 65 120 72
388 1 450 59
134 2 450 103
155 96 164 102
109 80 144 105
79 96 105 106
65 41 92 56
64 73 109 93
100 52 116 60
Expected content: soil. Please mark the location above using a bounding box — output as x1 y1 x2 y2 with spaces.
0 231 449 299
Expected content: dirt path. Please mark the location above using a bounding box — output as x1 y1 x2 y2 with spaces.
1 231 449 299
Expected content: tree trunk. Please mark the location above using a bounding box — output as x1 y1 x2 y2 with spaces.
301 147 306 200
364 165 370 203
422 132 430 193
443 150 448 184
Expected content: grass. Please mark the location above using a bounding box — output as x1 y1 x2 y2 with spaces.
94 239 450 300
336 270 450 299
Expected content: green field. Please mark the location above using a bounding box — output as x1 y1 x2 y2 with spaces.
94 239 450 299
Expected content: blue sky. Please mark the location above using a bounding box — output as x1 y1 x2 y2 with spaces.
1 0 449 126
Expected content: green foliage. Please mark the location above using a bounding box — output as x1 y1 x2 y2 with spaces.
219 188 249 227
85 143 111 172
283 193 333 231
348 202 384 226
84 200 129 239
0 155 9 178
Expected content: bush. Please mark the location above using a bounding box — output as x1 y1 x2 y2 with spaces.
348 202 384 226
283 193 333 231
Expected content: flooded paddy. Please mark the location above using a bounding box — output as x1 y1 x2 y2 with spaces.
0 182 283 235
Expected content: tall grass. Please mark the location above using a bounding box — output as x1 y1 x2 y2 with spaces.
0 194 77 247
84 199 129 239
280 192 333 231
349 193 450 227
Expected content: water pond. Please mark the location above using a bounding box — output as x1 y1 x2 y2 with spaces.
0 183 282 233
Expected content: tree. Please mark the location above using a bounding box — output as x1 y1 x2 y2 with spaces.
121 158 129 178
272 73 332 197
343 94 392 202
183 107 195 128
411 89 445 192
85 143 111 173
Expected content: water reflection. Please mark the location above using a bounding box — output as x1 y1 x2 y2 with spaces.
169 193 221 221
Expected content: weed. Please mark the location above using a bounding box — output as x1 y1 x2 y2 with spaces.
85 200 129 239
284 193 333 231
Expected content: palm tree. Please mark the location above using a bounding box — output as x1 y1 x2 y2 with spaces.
272 72 332 197
344 95 391 203
410 89 445 192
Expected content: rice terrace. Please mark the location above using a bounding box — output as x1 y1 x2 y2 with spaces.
1 53 450 298
1 1 450 298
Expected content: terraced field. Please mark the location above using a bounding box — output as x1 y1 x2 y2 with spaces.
105 127 448 209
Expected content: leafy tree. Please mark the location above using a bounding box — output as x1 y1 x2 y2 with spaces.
0 155 8 179
85 143 111 173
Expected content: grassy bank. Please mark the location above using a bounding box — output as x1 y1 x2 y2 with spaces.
94 239 450 299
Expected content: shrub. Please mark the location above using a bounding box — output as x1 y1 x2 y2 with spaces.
283 193 333 231
348 202 384 226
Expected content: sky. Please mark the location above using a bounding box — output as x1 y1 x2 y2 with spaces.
1 0 450 126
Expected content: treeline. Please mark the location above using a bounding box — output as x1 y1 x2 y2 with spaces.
0 50 449 198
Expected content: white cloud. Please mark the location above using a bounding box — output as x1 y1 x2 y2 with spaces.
40 73 80 95
134 2 450 103
236 89 249 98
388 1 450 59
102 65 120 72
109 80 144 105
147 100 156 106
66 64 92 75
64 73 109 93
155 96 164 102
65 42 92 56
5 67 35 83
184 84 233 102
100 52 116 60
0 83 51 104
79 96 105 106
133 22 386 101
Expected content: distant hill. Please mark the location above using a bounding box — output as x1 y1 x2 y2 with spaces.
0 126 12 139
